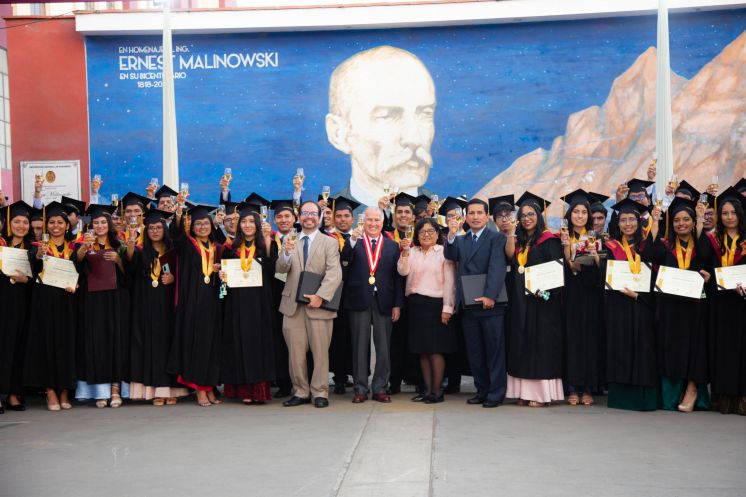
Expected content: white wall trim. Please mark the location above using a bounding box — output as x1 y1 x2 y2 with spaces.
74 0 746 35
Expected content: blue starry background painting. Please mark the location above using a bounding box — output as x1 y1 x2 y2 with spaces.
86 9 746 203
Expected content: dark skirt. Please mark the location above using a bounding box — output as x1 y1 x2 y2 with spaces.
407 294 457 354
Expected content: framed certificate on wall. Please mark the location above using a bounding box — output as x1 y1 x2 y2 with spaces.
20 160 81 205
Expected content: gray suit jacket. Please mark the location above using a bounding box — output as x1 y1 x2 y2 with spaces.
275 232 343 320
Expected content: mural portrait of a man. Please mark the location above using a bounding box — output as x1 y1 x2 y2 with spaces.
326 45 436 207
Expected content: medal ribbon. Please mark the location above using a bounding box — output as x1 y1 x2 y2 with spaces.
642 215 653 239
239 242 256 272
675 237 693 270
363 234 384 279
187 235 215 281
570 227 587 245
721 234 740 267
516 245 530 267
151 248 165 286
49 241 73 259
621 237 641 274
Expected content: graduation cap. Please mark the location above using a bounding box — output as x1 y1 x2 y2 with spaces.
60 196 86 215
716 186 744 212
698 192 715 209
667 197 696 217
85 203 117 219
590 192 610 204
393 192 417 210
414 194 431 213
516 191 551 212
438 196 467 216
626 178 654 194
610 198 649 216
589 192 609 215
488 195 515 215
154 185 178 200
675 180 700 200
244 192 270 207
30 207 44 222
221 201 242 216
733 178 746 194
121 192 153 210
561 188 596 207
2 200 33 237
186 204 217 222
270 199 295 215
236 201 262 219
331 195 361 213
143 208 174 225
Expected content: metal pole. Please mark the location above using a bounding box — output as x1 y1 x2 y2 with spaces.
655 0 674 195
162 0 179 187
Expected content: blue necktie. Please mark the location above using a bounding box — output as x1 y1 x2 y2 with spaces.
371 238 377 252
472 233 478 247
303 236 309 268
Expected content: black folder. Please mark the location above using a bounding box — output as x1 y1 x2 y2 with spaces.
295 271 343 312
461 274 508 309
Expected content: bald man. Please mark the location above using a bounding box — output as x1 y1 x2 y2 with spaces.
326 45 436 209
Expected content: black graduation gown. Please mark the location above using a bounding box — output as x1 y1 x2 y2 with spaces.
220 240 278 385
329 232 353 380
563 239 604 388
128 248 179 388
167 226 223 387
506 233 564 379
271 232 291 387
702 232 746 396
76 244 131 384
602 237 657 387
0 243 32 394
652 235 709 383
23 244 78 390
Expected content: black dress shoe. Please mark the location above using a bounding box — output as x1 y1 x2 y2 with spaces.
314 397 329 408
333 384 346 395
424 393 444 404
274 389 292 399
7 403 26 412
411 393 427 402
282 396 311 407
482 399 500 408
467 395 485 405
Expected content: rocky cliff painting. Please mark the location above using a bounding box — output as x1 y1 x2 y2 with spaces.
478 29 746 218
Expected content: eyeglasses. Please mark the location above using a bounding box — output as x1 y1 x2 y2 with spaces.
147 225 164 231
300 211 319 217
629 194 647 202
419 229 437 235
520 212 537 219
193 221 212 228
494 214 512 220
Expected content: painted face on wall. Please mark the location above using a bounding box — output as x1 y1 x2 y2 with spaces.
327 46 436 196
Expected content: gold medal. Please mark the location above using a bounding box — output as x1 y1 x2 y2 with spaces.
152 280 159 288
9 278 16 285
204 275 211 284
368 275 376 285
518 265 525 274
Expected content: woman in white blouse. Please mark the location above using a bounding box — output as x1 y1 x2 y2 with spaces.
398 218 457 403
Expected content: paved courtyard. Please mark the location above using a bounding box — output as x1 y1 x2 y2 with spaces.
2 383 744 497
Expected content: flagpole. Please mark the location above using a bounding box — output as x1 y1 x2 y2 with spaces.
655 0 673 196
161 0 179 188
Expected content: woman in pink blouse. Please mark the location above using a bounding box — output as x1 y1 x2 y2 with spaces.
398 218 457 403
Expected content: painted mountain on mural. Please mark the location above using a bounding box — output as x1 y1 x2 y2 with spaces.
477 30 746 215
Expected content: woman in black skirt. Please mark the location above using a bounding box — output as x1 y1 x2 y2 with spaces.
397 217 457 403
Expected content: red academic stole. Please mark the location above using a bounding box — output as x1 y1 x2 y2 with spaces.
706 231 745 267
661 238 696 270
362 234 384 285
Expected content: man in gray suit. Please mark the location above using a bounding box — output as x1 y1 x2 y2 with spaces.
276 201 343 408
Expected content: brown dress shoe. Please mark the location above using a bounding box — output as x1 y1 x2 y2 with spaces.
372 393 391 403
352 393 367 403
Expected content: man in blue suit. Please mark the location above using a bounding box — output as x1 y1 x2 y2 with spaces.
444 198 508 408
341 206 404 403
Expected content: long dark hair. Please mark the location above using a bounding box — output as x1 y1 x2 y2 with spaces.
516 203 546 248
141 218 173 275
2 214 34 249
666 206 696 245
90 213 122 249
232 211 268 258
716 199 746 247
413 217 441 247
613 210 643 248
188 215 216 243
564 200 593 234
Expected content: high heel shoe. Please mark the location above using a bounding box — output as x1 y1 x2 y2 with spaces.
6 395 26 412
678 387 697 413
46 392 61 412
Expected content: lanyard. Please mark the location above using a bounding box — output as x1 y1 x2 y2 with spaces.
621 237 641 274
675 237 693 270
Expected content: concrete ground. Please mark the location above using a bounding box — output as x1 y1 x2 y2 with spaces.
1 384 744 497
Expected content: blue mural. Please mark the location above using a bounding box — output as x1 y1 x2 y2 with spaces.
85 9 746 204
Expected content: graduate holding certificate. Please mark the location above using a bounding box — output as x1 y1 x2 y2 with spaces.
653 196 711 412
504 192 564 407
601 198 661 411
23 202 78 411
219 202 278 405
702 187 746 415
0 201 34 413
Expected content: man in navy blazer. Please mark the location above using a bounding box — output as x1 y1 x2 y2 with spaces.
341 206 404 403
444 198 508 408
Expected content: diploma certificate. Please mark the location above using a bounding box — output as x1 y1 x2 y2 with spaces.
222 259 263 288
0 247 33 278
714 265 746 291
41 257 79 290
605 260 652 293
654 265 704 299
524 259 564 294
